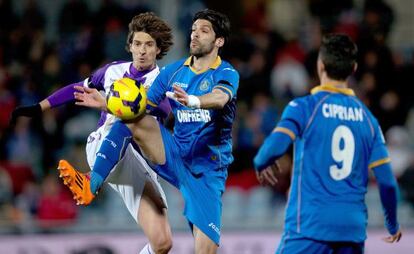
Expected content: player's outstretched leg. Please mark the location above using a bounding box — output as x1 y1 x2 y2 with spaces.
57 160 95 205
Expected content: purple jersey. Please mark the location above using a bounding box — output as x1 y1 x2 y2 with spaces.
46 61 170 127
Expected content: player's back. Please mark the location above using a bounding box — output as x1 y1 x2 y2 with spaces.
285 86 380 242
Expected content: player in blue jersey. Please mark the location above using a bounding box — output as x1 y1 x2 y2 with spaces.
74 9 238 254
254 34 402 254
10 13 173 254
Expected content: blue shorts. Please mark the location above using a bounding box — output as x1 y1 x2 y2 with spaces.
277 231 364 254
155 124 227 245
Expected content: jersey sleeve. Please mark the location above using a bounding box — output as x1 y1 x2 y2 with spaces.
146 65 171 109
275 98 307 139
372 163 400 234
254 131 293 171
213 67 239 100
86 63 113 90
368 120 391 169
46 82 83 108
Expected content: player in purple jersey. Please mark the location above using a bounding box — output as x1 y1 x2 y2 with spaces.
11 13 173 254
254 34 401 254
75 9 238 254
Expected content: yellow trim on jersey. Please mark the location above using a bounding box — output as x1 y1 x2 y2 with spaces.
274 127 296 140
147 100 157 107
209 56 222 69
311 85 355 96
214 85 233 98
184 56 222 74
183 57 192 66
368 158 391 169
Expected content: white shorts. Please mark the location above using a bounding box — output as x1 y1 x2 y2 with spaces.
85 126 167 222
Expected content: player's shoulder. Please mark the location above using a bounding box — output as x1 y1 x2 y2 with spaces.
283 94 320 120
92 60 130 74
214 59 239 83
90 60 131 87
103 60 130 71
217 59 238 73
218 58 235 69
289 94 312 108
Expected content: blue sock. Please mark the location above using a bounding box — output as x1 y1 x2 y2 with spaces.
90 171 104 194
90 120 132 194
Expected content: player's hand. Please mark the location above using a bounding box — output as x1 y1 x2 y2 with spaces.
382 229 402 243
256 161 280 186
9 103 42 125
74 86 107 111
169 84 189 106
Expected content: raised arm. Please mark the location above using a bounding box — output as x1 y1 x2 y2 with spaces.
10 82 83 124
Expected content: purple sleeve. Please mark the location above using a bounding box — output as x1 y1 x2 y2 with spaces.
46 62 115 108
46 60 118 108
88 61 128 90
88 66 107 90
46 81 83 108
150 97 171 119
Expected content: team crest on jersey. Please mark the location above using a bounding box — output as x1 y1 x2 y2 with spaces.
199 79 210 91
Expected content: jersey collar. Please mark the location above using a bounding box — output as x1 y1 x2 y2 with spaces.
129 63 156 77
311 84 355 96
184 56 222 74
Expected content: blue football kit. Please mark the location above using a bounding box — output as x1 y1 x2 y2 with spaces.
254 85 399 254
146 56 239 244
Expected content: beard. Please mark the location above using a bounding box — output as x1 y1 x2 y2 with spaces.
190 40 215 58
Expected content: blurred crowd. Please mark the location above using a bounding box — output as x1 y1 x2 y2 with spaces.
0 0 413 233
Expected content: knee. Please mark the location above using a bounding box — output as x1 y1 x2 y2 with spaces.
151 233 172 254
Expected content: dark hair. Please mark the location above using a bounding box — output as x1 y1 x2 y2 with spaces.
126 12 173 60
319 34 358 80
192 9 231 44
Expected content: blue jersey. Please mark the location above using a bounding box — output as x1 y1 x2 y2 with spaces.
279 85 390 242
147 56 239 174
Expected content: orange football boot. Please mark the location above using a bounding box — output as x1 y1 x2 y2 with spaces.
57 160 95 205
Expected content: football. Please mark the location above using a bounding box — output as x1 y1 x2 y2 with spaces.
106 77 147 120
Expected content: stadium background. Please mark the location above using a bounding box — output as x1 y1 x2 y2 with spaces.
0 0 413 253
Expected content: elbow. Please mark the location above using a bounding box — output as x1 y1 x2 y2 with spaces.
216 100 227 109
216 94 230 109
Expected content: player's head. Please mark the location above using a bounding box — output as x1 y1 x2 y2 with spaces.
190 9 230 57
318 34 358 81
126 12 173 70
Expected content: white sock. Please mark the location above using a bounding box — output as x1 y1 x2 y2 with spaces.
139 243 155 254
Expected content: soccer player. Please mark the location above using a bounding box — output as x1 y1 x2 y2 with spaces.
11 13 173 254
74 9 239 254
254 34 402 254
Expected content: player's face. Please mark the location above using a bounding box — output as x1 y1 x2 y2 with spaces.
129 32 160 71
190 19 217 57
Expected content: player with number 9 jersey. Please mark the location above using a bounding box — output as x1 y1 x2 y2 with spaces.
275 85 388 242
254 34 400 253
